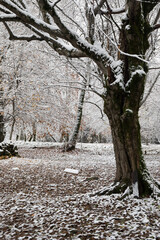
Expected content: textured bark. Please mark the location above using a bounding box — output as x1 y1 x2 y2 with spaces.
101 0 160 197
104 89 154 197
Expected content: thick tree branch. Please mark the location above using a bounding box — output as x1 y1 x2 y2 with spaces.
0 0 88 58
38 0 122 78
2 19 87 58
0 0 123 78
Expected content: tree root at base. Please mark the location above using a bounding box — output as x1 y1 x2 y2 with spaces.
91 182 129 197
91 179 160 199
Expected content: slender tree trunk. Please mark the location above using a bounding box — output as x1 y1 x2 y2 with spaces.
9 118 15 141
0 113 5 142
32 121 36 142
0 61 5 142
9 100 16 140
63 58 91 151
63 77 87 151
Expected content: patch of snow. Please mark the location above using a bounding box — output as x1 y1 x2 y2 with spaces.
64 168 79 174
126 109 133 114
125 25 131 30
142 216 149 224
12 167 19 171
132 181 139 198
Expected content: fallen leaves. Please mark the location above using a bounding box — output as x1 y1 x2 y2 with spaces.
0 144 160 239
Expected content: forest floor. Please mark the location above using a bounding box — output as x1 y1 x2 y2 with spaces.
0 142 160 240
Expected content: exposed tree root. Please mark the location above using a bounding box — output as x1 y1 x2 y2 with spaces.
91 182 129 197
91 178 160 199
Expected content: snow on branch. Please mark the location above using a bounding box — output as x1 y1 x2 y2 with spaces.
0 0 123 80
0 13 19 21
0 5 12 14
49 0 61 8
100 7 125 15
17 0 29 10
37 1 122 77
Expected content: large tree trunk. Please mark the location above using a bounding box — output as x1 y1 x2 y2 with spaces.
99 0 160 197
103 89 156 197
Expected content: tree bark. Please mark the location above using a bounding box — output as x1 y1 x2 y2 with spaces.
103 87 154 197
100 0 160 197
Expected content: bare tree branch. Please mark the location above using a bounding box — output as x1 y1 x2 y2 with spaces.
84 100 104 119
37 0 120 77
3 22 43 41
0 6 11 14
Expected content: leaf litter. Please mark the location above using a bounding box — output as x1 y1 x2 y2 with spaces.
0 143 160 240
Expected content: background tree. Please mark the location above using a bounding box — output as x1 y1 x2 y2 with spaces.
0 52 4 142
0 0 160 197
0 44 8 142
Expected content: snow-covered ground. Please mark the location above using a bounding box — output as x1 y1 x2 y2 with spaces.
0 142 160 240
